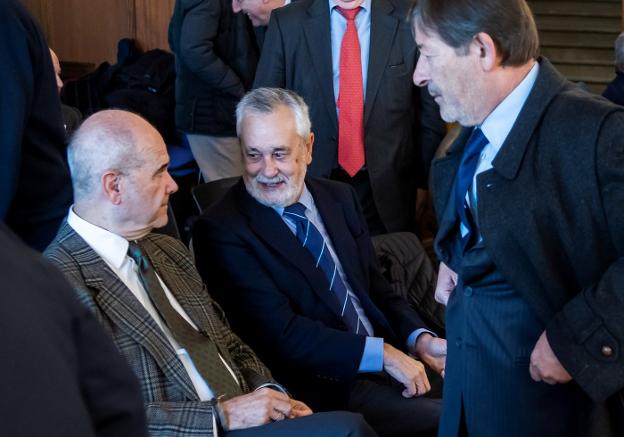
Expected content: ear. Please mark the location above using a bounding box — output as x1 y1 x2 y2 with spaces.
304 132 314 165
473 32 498 72
102 171 123 205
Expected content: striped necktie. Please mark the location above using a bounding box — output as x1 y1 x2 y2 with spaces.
283 203 369 335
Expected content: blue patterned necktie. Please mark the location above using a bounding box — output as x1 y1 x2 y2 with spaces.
283 203 368 335
455 128 489 252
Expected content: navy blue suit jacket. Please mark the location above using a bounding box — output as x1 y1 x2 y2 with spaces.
193 177 426 409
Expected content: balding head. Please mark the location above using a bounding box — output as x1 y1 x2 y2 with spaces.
68 110 177 239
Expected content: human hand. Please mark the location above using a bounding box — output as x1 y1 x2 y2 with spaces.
383 343 431 398
289 399 313 418
529 331 572 385
435 262 457 306
218 388 296 430
414 333 447 377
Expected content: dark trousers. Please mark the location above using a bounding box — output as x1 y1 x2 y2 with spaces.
226 411 377 436
330 168 386 236
348 372 441 437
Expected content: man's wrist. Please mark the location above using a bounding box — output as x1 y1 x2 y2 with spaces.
213 396 229 431
413 332 435 356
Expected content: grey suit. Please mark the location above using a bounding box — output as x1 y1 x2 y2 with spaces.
254 0 445 232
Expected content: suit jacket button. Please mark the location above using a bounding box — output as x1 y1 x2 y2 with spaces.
464 286 473 297
601 345 613 357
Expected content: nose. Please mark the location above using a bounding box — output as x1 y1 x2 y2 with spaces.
232 0 242 13
413 56 430 87
261 157 279 177
166 171 179 194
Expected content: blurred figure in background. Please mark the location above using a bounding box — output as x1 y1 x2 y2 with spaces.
603 32 624 106
0 0 72 251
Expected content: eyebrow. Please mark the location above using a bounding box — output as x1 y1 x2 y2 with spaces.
154 162 169 175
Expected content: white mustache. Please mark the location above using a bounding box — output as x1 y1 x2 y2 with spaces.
256 175 286 184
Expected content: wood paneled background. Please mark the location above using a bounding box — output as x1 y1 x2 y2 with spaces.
21 0 176 65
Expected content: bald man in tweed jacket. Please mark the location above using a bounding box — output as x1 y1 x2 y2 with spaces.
45 110 374 437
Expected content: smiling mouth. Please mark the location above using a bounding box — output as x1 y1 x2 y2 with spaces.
259 181 284 189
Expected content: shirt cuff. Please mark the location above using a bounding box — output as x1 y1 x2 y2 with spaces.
407 328 436 355
254 382 288 395
357 336 384 372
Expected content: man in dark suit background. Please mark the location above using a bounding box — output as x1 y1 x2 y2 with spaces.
0 223 147 437
253 0 445 234
411 0 624 436
193 88 446 436
0 0 72 250
45 109 375 437
168 0 287 183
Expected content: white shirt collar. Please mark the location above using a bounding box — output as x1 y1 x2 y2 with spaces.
480 62 540 151
329 0 371 14
67 207 129 270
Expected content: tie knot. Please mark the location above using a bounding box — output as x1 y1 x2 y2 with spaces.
336 6 360 20
464 128 489 157
127 241 148 267
283 202 307 223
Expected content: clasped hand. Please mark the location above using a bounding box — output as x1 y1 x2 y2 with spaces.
218 387 312 431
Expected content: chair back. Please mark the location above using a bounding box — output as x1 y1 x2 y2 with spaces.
191 176 239 214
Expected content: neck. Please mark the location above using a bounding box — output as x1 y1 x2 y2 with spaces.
73 201 151 241
476 60 536 125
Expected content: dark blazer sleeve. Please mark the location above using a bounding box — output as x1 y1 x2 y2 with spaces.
0 8 30 218
4 229 147 437
193 212 367 383
252 9 287 88
173 0 244 97
545 111 624 402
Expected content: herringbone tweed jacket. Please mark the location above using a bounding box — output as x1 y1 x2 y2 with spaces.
45 221 275 437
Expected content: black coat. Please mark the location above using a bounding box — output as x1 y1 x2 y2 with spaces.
0 224 147 437
0 0 72 250
432 58 624 433
169 0 260 136
253 0 446 232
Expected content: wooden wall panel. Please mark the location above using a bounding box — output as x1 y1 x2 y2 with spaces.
47 0 135 64
20 0 175 65
135 0 176 52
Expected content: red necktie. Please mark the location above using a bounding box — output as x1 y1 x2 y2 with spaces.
337 6 364 177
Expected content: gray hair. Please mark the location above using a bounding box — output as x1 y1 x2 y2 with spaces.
236 87 311 138
67 110 149 201
615 33 624 72
409 0 539 67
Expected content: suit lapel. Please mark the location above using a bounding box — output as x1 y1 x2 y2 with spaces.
364 0 398 126
491 57 568 180
234 182 346 319
303 0 338 131
60 225 199 401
